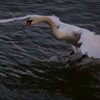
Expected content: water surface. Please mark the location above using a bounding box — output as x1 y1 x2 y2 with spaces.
0 0 100 100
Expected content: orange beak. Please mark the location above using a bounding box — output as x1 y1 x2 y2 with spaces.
23 20 33 28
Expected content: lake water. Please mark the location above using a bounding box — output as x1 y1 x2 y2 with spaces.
0 0 100 100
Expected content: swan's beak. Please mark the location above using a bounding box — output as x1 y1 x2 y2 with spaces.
23 20 33 28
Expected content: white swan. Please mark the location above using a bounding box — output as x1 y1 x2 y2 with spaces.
24 15 100 59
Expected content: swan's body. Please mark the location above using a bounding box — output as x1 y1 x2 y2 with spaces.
24 15 100 59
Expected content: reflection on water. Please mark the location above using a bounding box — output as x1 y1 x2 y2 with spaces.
0 0 100 100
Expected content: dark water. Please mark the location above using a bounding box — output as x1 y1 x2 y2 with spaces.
0 0 100 100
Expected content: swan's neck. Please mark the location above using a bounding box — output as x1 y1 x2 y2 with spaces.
38 16 61 39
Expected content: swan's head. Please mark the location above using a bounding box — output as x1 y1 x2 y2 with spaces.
24 17 43 28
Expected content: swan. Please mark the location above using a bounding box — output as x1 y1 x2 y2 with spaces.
23 15 100 59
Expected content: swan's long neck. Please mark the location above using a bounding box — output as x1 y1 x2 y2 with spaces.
37 16 61 39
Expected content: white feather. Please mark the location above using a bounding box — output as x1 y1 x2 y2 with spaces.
78 29 100 58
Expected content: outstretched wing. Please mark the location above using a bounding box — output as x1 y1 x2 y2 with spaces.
79 30 100 59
